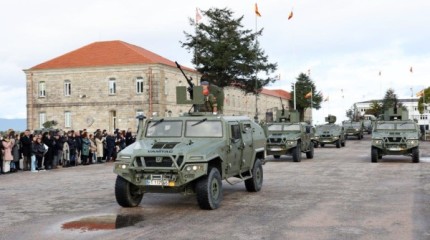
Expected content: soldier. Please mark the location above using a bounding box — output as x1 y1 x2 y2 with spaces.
199 81 218 114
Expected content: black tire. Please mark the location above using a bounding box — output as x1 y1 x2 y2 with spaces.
345 135 348 140
412 148 420 163
341 139 346 147
115 176 143 207
314 142 319 148
306 142 314 159
371 148 378 163
320 143 325 147
336 140 341 148
196 167 223 210
245 159 263 192
273 155 280 159
292 144 301 162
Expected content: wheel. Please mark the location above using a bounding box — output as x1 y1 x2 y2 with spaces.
196 167 223 210
345 135 348 140
320 143 325 147
273 155 280 159
292 144 301 162
115 176 143 207
336 140 341 148
245 159 263 192
371 148 378 163
412 148 420 163
341 140 345 147
314 142 319 148
306 142 314 159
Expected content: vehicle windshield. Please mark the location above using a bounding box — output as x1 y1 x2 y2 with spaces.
185 120 223 137
145 120 183 137
317 125 338 132
344 122 361 128
376 122 416 130
267 123 300 131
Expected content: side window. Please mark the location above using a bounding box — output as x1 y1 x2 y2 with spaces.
109 78 116 94
231 124 241 140
38 81 46 97
64 80 71 96
136 77 144 94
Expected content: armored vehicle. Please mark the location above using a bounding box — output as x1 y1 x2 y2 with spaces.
314 115 346 148
113 62 266 210
264 109 314 162
371 108 420 163
343 120 364 140
363 114 376 134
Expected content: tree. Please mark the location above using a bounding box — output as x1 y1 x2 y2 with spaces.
181 8 278 94
289 73 322 121
418 87 430 114
42 120 58 129
381 88 402 112
345 104 361 121
365 100 382 117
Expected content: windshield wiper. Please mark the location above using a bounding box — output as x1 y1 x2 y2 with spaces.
191 118 207 126
150 118 164 128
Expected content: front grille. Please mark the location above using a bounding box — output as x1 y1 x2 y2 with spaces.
384 137 406 143
269 138 282 143
144 157 174 167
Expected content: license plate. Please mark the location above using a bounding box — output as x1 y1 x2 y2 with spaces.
270 148 283 151
146 180 170 186
389 147 401 151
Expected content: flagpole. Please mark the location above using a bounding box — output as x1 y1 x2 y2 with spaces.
254 4 258 122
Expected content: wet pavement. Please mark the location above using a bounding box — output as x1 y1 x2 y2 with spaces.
1 135 430 240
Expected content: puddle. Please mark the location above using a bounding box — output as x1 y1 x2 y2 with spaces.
420 157 430 163
62 214 144 232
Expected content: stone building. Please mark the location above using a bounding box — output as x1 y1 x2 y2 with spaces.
24 40 290 132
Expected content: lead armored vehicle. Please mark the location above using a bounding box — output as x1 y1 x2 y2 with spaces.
113 63 266 210
371 108 420 163
314 115 346 148
343 120 364 140
264 109 314 162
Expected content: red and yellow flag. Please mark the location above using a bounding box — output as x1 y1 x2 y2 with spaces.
288 10 294 20
195 8 202 24
255 3 261 17
305 91 312 99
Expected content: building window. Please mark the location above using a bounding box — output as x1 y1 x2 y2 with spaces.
164 78 168 96
136 77 144 94
64 80 71 96
109 78 116 95
39 112 46 129
38 81 46 97
65 111 72 128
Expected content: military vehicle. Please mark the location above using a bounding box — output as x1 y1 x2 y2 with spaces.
314 115 346 148
113 62 266 210
343 120 364 140
371 108 420 163
264 108 314 162
363 114 376 134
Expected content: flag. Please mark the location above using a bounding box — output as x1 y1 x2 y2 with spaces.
324 96 329 102
410 66 413 73
416 90 424 97
288 10 293 20
255 3 261 17
196 8 202 24
305 91 312 99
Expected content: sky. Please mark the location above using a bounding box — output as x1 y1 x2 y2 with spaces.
1 0 429 124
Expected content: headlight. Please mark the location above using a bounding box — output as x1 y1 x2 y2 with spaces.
407 140 418 145
333 136 339 140
355 128 359 131
373 139 382 144
116 163 128 169
287 141 296 145
184 164 205 172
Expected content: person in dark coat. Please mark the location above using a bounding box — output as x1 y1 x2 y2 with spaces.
105 133 116 162
20 129 32 171
42 132 55 170
33 137 46 171
125 128 134 146
67 132 77 166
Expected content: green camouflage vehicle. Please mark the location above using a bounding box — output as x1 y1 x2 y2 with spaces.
371 108 420 163
363 114 376 134
343 120 364 140
314 115 346 148
264 109 314 162
113 63 266 210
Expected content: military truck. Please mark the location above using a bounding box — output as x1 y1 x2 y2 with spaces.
113 62 266 210
371 108 420 163
363 114 376 134
343 120 364 140
314 115 346 148
264 109 314 162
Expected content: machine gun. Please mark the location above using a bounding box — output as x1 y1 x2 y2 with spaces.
279 97 285 116
175 61 194 99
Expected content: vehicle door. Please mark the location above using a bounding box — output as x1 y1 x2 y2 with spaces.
240 122 254 171
302 124 311 150
226 122 243 176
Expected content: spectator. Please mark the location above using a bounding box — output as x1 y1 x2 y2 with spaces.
67 132 77 166
81 132 90 165
20 129 32 171
75 131 82 165
11 132 21 172
95 133 104 163
53 132 65 168
105 133 116 162
33 137 46 171
62 135 70 167
125 128 134 146
89 134 97 164
2 135 15 173
30 136 38 172
42 132 54 170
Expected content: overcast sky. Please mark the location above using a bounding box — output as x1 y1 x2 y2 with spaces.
1 0 429 124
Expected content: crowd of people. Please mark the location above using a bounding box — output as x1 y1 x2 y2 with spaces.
0 128 136 174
